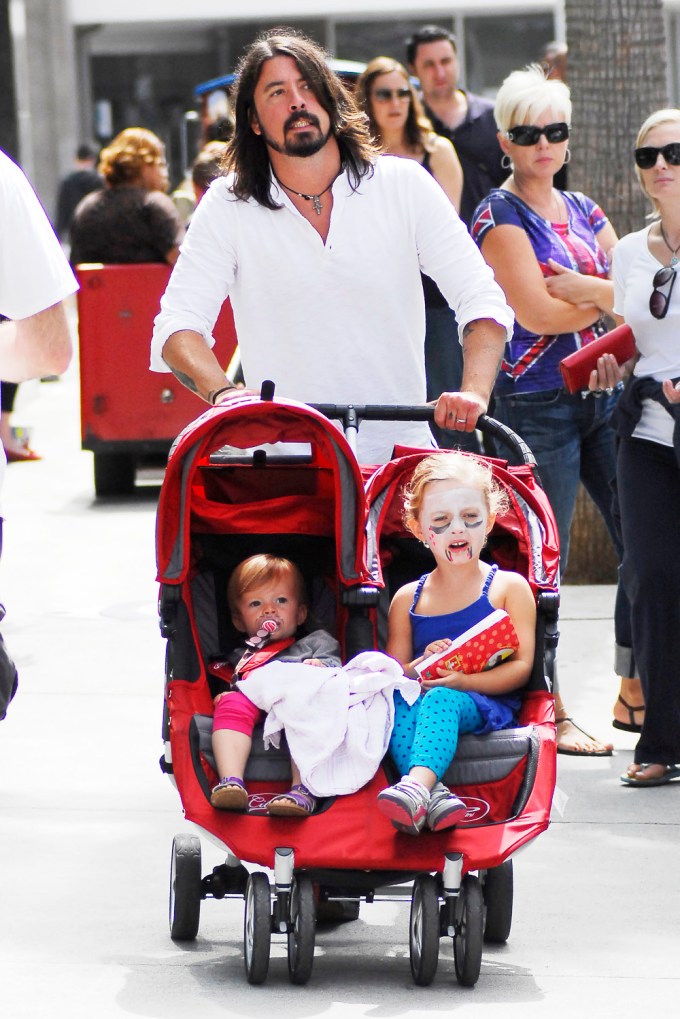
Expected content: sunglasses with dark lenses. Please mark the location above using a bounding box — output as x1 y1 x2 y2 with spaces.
634 143 680 169
506 122 570 146
372 87 411 103
650 265 677 319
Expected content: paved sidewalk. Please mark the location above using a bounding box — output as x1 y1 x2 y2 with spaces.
0 350 678 1016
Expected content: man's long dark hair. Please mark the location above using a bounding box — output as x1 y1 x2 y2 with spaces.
224 29 377 209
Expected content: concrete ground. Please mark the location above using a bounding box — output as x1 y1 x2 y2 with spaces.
1 338 678 1017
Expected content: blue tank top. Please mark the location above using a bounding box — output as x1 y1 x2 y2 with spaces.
410 565 522 733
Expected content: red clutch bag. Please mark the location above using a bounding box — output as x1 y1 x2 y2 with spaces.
559 324 636 393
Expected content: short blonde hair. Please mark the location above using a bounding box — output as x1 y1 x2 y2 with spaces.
227 554 307 614
402 452 508 528
494 64 571 134
634 108 680 216
98 127 166 187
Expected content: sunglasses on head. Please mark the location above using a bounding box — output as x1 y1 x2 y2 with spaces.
506 122 570 146
634 143 680 169
372 87 411 103
650 265 677 319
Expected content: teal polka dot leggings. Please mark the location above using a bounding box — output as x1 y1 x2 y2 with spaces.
390 688 483 780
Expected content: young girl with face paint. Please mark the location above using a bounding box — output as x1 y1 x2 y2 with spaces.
378 452 537 834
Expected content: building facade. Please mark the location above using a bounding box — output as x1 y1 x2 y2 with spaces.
4 0 680 218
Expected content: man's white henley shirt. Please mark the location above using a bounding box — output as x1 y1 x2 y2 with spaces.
151 154 513 463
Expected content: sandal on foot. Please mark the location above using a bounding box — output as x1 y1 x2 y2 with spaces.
612 694 645 734
210 776 248 810
620 763 680 787
267 784 317 817
556 717 613 757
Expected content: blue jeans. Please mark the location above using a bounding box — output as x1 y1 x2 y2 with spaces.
493 387 621 576
425 305 481 454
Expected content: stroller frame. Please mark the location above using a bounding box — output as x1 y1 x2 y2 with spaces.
158 391 559 987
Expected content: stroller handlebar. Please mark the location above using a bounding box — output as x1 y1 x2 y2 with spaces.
305 402 537 468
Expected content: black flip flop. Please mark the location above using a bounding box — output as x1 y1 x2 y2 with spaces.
612 694 644 734
620 764 680 787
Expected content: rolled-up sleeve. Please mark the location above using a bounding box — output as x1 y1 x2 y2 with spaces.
150 183 237 371
412 167 514 343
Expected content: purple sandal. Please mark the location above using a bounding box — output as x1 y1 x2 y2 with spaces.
266 784 318 817
210 776 248 811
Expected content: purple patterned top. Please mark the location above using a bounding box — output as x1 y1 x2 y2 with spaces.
471 189 609 395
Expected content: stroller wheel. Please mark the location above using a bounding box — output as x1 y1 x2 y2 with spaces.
287 875 316 985
453 875 484 987
244 872 271 985
409 874 440 986
482 860 514 944
169 834 201 941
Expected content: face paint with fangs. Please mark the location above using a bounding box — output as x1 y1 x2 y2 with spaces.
418 481 489 565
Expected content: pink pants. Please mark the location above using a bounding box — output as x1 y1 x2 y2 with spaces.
213 690 263 736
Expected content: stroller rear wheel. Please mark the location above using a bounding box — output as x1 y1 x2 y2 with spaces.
409 874 440 986
453 875 484 987
169 834 201 941
287 875 316 985
482 860 514 943
244 872 272 984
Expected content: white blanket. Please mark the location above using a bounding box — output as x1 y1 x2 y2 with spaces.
236 651 420 797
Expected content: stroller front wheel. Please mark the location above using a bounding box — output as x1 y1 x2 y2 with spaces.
169 834 201 941
453 875 484 987
244 872 272 984
287 875 316 985
409 874 440 986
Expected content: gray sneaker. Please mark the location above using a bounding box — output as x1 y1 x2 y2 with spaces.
377 777 430 835
426 782 468 832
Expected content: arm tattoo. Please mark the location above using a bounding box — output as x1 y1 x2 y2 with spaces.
171 368 201 396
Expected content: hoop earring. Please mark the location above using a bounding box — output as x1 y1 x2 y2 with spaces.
563 148 571 164
501 153 512 170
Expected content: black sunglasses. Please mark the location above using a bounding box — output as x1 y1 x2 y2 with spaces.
372 87 411 103
506 122 569 146
634 143 680 169
650 265 677 319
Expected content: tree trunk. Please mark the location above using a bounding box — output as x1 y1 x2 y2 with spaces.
566 0 668 237
560 0 667 582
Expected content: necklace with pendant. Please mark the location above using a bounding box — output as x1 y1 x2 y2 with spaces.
659 221 680 266
275 172 337 215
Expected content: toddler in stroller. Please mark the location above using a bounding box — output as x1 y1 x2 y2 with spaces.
378 451 537 834
209 552 341 816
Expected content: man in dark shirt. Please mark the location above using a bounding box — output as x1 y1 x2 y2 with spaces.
406 25 507 227
54 144 103 242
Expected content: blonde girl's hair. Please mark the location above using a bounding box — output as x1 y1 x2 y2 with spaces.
494 63 571 134
227 554 307 614
403 452 508 528
634 108 680 216
98 127 166 186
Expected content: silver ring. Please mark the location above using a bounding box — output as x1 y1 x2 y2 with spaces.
456 418 466 423
605 387 614 395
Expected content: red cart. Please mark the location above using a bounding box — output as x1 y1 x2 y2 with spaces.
75 262 237 496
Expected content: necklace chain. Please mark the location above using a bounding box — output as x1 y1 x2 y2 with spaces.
274 173 337 215
660 221 680 266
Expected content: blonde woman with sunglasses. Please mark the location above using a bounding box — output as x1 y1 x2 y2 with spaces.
471 64 624 758
607 109 680 787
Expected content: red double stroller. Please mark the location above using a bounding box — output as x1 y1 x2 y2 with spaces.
157 389 559 987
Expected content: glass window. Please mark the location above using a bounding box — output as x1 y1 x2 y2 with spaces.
334 18 454 66
464 13 555 97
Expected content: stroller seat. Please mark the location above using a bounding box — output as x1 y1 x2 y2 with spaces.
190 712 539 824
